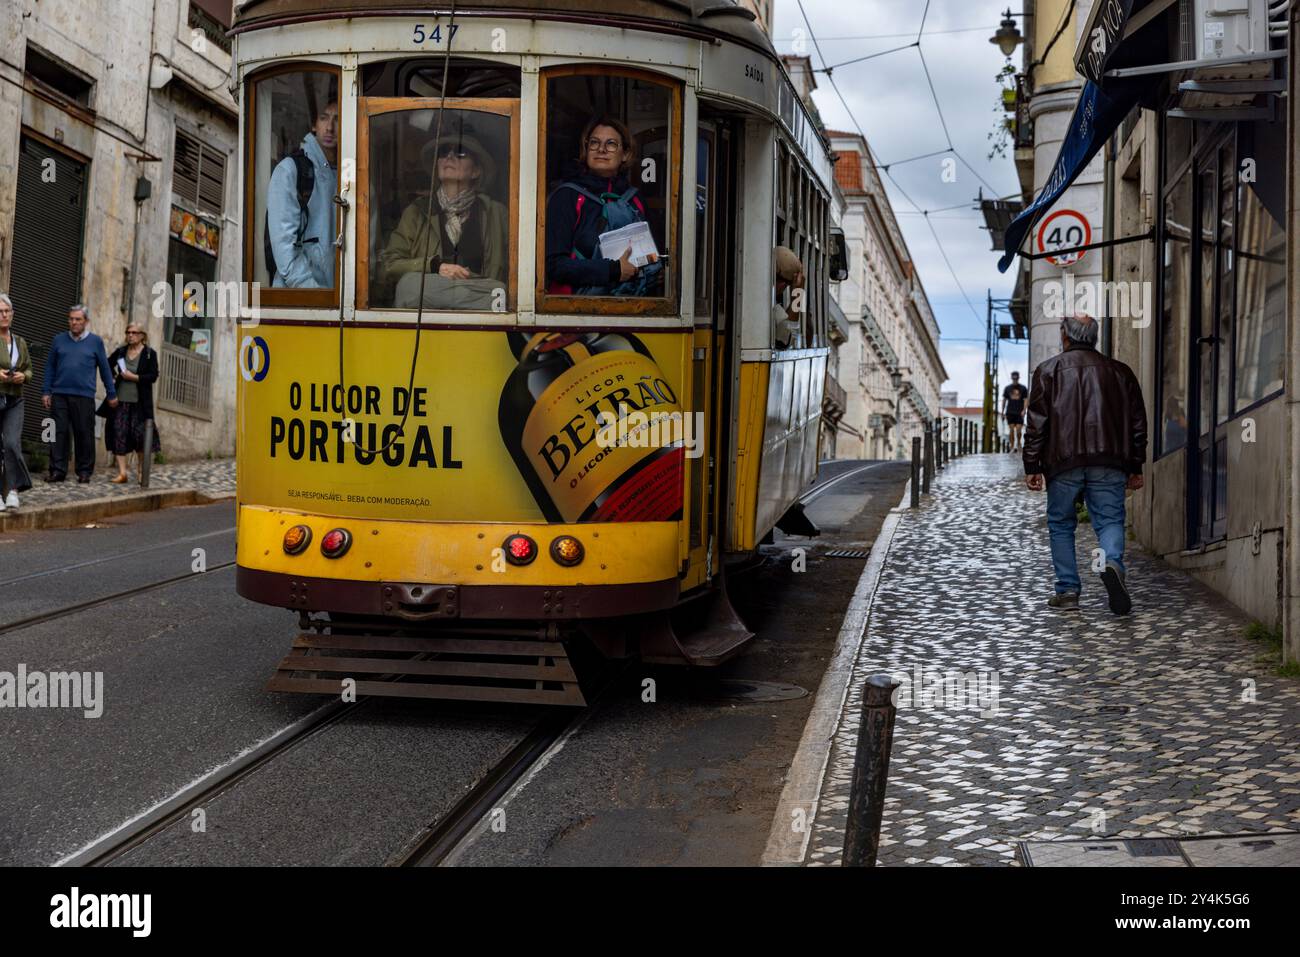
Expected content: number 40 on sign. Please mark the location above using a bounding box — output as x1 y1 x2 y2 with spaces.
1037 209 1091 267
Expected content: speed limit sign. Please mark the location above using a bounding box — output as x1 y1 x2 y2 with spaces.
1037 209 1092 267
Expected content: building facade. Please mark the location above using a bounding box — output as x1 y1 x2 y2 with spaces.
828 130 946 462
1000 0 1295 661
0 0 238 462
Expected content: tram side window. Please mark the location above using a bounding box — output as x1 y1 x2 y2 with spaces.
541 70 677 306
364 106 515 311
249 69 340 296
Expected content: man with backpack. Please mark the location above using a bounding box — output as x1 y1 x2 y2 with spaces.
266 99 339 288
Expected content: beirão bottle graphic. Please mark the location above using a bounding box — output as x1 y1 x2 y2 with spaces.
498 331 685 523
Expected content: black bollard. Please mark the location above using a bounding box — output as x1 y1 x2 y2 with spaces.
910 436 920 508
140 420 154 488
922 425 933 494
842 673 901 867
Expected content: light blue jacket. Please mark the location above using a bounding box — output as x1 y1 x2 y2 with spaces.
267 132 337 288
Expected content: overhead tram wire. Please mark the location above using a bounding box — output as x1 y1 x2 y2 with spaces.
921 210 987 335
337 2 458 456
777 25 1003 43
795 0 1015 337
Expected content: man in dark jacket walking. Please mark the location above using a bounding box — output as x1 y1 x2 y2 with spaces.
1023 314 1147 614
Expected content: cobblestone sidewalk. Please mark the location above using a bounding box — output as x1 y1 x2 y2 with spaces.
806 453 1300 866
5 458 234 513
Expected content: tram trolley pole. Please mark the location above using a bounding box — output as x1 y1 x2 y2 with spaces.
910 436 920 509
842 673 902 867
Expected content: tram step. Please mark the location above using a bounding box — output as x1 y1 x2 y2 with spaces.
266 628 586 706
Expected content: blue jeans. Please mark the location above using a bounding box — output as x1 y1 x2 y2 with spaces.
1045 467 1127 594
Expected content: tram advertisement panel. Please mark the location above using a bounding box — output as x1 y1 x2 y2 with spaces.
237 328 691 524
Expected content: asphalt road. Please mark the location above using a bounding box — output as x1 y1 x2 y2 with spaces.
0 461 909 867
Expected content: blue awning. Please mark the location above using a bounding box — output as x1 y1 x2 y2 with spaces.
996 80 1141 272
998 0 1151 273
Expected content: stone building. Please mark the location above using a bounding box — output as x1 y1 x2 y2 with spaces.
997 0 1296 660
827 130 946 461
0 0 238 462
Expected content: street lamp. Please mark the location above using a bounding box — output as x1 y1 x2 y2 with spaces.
989 10 1023 58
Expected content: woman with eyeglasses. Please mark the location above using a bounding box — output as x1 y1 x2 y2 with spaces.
380 131 509 309
545 116 660 297
104 324 161 484
0 293 33 511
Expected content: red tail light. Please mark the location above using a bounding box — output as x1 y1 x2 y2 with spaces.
503 534 537 566
321 528 352 558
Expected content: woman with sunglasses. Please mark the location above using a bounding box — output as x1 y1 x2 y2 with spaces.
104 324 161 484
0 293 33 510
544 116 660 297
380 132 508 309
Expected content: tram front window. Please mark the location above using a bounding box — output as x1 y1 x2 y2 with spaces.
541 70 677 308
363 106 516 311
248 68 340 295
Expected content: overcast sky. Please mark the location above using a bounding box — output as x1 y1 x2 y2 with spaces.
771 0 1030 407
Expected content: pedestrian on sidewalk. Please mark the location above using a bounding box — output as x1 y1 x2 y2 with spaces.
105 324 161 484
0 293 34 510
1023 314 1147 614
41 305 117 484
1001 371 1029 453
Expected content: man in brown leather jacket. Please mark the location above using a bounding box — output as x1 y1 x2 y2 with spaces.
1023 314 1147 614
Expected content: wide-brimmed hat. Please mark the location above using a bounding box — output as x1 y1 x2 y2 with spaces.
421 132 495 189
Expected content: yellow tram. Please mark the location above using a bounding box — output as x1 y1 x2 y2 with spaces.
231 0 845 704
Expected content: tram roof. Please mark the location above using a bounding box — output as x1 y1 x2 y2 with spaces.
231 1 776 58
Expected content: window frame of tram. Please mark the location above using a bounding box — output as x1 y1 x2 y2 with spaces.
773 141 828 350
356 97 521 313
243 63 342 310
536 65 683 317
1155 111 1287 547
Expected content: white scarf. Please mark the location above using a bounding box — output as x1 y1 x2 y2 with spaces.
2 333 15 370
436 187 478 246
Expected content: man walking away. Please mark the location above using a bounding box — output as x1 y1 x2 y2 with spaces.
42 305 117 483
1002 371 1029 452
1023 315 1147 614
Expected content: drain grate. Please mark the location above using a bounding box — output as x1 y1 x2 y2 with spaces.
825 548 870 559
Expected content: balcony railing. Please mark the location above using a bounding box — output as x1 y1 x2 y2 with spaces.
822 371 847 420
188 2 232 55
861 306 899 371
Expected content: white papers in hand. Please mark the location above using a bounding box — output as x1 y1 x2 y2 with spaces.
597 222 659 268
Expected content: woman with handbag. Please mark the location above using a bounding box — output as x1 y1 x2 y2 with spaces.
104 324 161 484
0 293 33 510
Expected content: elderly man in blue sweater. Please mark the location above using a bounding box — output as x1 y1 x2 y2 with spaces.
41 305 117 483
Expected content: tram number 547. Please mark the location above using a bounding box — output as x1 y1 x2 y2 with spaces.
412 23 459 44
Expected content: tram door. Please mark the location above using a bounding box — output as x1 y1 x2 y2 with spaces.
686 117 736 585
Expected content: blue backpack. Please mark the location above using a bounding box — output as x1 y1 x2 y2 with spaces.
554 182 664 297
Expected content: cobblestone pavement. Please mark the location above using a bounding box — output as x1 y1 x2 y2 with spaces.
806 453 1300 866
6 457 234 512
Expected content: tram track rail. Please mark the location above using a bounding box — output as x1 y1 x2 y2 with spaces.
59 697 359 867
0 559 237 638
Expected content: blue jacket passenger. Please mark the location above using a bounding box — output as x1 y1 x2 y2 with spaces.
267 131 337 288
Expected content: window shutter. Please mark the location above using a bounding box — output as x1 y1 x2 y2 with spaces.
172 129 226 217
